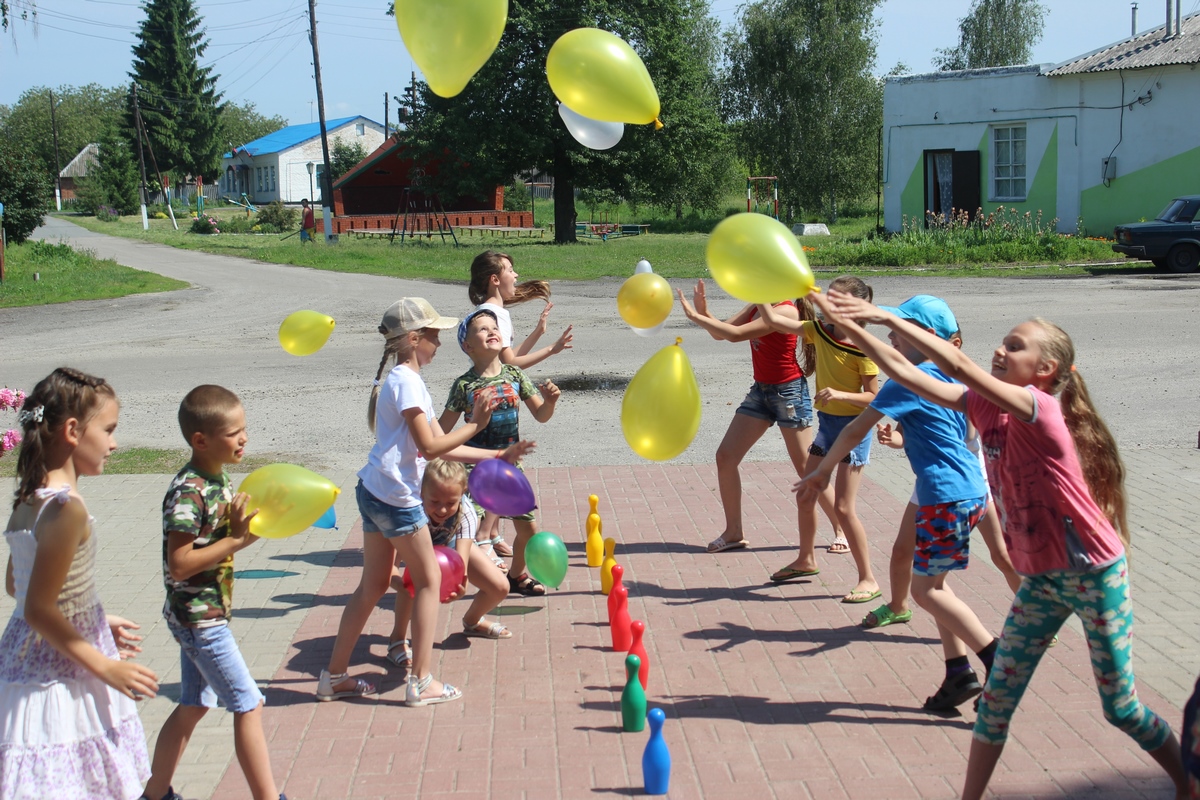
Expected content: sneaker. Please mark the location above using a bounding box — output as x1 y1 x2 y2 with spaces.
139 790 183 800
923 669 983 712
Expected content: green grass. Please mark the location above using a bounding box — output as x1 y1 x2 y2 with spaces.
0 447 327 478
0 239 188 308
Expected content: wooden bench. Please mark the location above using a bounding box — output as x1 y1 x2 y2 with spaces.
454 225 546 238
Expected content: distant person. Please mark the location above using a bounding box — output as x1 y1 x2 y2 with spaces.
142 385 284 800
299 199 316 243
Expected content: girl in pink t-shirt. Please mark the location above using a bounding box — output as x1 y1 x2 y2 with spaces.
816 291 1186 800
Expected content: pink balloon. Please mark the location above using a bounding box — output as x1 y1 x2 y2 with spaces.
400 545 467 604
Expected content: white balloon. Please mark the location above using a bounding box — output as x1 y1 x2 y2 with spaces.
634 259 653 274
630 321 667 337
558 103 624 151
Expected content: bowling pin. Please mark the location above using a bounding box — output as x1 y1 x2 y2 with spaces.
642 708 671 795
586 506 604 568
600 538 617 595
621 653 646 732
607 564 626 622
610 583 632 651
628 619 649 691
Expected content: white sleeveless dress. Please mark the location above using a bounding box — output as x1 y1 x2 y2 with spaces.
0 486 150 799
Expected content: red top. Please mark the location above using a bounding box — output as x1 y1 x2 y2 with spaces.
749 301 803 384
302 207 316 228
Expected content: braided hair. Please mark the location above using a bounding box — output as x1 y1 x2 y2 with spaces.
367 326 418 432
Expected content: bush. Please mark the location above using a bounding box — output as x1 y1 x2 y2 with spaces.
95 205 121 222
190 215 220 234
503 181 530 212
218 213 257 234
0 139 53 244
257 200 297 231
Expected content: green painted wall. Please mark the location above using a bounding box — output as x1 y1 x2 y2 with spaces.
1080 144 1200 236
899 156 925 228
979 125 1058 224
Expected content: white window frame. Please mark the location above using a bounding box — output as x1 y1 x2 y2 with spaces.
355 123 365 136
270 165 276 192
991 125 1027 201
256 167 263 192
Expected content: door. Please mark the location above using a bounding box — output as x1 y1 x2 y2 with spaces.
923 150 981 225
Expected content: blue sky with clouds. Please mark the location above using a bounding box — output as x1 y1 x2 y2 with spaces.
2 0 1191 129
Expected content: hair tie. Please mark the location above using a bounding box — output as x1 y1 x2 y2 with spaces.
372 379 381 387
1069 364 1077 372
17 405 44 425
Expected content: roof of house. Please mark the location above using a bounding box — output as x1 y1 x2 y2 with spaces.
60 143 99 178
1047 12 1200 75
222 116 379 158
332 135 405 189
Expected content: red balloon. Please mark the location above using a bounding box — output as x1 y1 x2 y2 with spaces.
400 545 466 604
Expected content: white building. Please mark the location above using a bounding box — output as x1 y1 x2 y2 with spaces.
219 116 386 204
883 13 1200 235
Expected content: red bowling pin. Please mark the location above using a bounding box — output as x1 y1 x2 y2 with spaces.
610 584 632 651
628 619 649 691
607 564 626 623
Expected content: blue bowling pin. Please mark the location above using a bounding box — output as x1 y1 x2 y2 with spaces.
642 707 671 795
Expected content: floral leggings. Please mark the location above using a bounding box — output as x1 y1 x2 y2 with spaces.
974 556 1172 751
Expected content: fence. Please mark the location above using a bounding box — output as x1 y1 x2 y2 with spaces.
148 185 221 205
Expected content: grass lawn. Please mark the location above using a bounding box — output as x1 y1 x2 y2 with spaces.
0 239 187 308
60 208 1141 281
0 447 327 478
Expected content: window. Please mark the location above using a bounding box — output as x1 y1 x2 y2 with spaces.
256 167 263 192
992 125 1026 200
270 166 276 192
355 123 365 136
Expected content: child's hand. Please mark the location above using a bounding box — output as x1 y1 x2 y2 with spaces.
676 288 701 321
470 386 498 428
693 279 709 316
444 579 469 602
533 301 554 338
824 290 888 324
793 469 832 502
813 387 844 408
499 440 536 464
99 658 159 701
540 379 561 404
228 492 261 548
106 615 143 660
550 325 574 354
876 422 903 449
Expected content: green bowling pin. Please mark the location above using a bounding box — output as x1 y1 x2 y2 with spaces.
621 653 646 732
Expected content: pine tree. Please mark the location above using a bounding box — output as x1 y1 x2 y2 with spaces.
129 0 223 181
78 123 141 215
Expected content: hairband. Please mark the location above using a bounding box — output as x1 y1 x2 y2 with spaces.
17 405 44 425
1069 364 1077 372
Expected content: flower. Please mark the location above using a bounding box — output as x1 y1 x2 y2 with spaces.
0 429 20 454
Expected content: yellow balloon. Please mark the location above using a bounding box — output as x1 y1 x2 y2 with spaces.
621 338 701 461
395 0 508 98
617 272 672 329
238 464 341 540
706 213 816 304
546 28 661 125
278 310 335 356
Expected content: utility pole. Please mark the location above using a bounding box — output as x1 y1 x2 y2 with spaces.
48 89 63 211
132 84 150 231
307 0 336 242
384 91 389 140
133 94 178 231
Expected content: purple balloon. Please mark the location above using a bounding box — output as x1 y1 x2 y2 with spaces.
468 458 537 517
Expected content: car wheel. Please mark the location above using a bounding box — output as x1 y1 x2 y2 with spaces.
1167 244 1200 273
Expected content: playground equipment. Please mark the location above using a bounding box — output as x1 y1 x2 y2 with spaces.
224 193 258 214
747 176 779 220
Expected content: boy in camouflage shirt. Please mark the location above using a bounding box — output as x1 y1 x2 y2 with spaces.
140 386 285 800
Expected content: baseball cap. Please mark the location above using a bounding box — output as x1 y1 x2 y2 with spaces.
457 308 498 352
379 298 457 338
878 295 959 340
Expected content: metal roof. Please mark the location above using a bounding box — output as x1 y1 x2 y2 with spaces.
59 143 98 178
221 116 375 158
1047 12 1200 75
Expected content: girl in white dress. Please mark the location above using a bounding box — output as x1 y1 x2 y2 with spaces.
0 368 158 799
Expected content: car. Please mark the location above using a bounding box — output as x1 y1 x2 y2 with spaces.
1112 196 1200 273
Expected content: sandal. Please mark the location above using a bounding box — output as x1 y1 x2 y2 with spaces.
488 535 513 558
463 618 512 639
385 638 412 668
829 535 850 554
508 572 546 596
861 604 913 629
770 566 820 583
476 539 509 573
316 669 377 702
706 536 748 554
923 669 983 712
405 673 462 707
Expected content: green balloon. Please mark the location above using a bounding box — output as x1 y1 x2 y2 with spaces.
524 531 568 589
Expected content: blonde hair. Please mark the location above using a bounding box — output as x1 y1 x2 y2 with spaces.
468 250 551 306
1031 318 1129 547
422 458 468 494
367 328 419 432
793 296 818 376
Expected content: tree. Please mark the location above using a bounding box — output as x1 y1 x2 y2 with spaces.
0 138 52 244
724 0 883 222
330 138 369 180
933 0 1048 71
0 84 126 189
218 101 286 153
129 0 223 180
76 123 141 215
402 0 732 243
1 0 35 37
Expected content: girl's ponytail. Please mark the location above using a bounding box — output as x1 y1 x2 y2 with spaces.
468 250 551 306
367 331 416 432
794 296 818 377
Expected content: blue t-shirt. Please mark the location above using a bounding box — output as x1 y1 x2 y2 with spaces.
870 362 985 506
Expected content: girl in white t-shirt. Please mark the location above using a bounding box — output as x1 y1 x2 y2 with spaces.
467 250 572 561
317 297 533 707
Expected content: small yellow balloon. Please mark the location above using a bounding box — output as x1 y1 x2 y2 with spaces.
546 28 661 125
621 338 701 461
395 0 508 98
706 213 816 304
238 464 341 540
278 310 335 356
617 272 672 330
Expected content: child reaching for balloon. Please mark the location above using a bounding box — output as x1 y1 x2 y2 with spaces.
440 308 560 596
317 298 533 707
756 276 880 603
389 459 512 658
1 368 156 799
817 289 1188 800
674 279 845 555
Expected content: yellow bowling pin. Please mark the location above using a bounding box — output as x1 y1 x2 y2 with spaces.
600 537 618 595
586 494 604 567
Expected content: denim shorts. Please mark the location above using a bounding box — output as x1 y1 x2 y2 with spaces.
736 378 813 429
809 410 872 466
913 496 986 576
169 621 264 713
356 480 428 538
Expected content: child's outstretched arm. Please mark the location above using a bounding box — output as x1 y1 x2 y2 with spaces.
793 408 884 500
25 498 159 700
502 325 573 370
514 301 554 356
677 288 787 342
756 301 807 335
824 290 1034 420
528 379 560 424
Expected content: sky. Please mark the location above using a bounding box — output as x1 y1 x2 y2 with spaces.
2 0 1195 131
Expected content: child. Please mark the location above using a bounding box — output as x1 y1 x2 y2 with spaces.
797 295 1000 712
756 276 880 603
318 297 532 707
143 385 285 800
675 279 845 554
299 199 316 243
0 368 156 799
820 290 1187 799
389 459 513 656
468 250 572 560
439 308 560 595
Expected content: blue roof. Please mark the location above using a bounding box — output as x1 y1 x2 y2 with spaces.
222 116 376 158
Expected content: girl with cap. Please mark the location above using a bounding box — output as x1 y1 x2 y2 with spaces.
317 298 534 707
